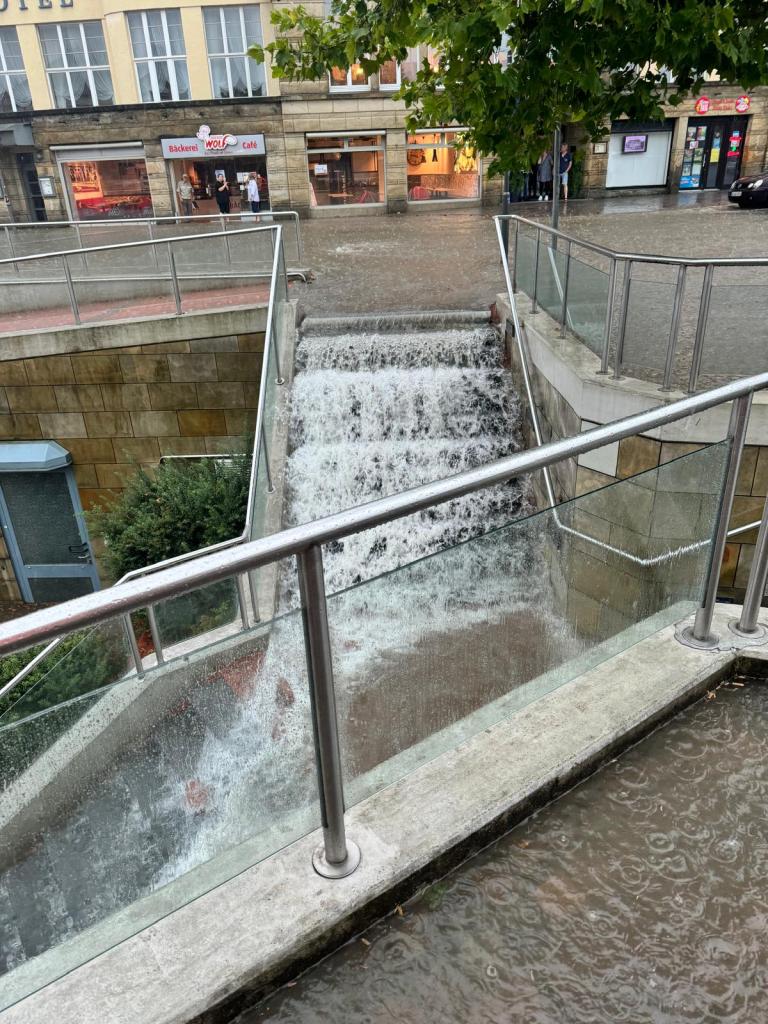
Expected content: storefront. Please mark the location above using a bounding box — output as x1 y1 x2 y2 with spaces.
305 133 385 207
406 130 480 202
606 120 674 189
679 98 750 189
53 144 154 220
161 125 269 216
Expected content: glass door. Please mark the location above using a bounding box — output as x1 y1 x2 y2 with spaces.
0 468 100 603
680 117 747 190
679 123 710 189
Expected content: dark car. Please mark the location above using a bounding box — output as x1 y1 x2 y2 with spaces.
728 171 768 208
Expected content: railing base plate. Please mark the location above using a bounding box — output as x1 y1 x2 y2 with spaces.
313 840 361 879
728 619 768 642
677 625 720 650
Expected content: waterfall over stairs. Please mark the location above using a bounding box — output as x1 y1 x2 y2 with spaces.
0 310 553 990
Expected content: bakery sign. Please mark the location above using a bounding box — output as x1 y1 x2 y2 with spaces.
694 95 751 114
161 125 265 159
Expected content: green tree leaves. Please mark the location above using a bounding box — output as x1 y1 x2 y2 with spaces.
250 0 768 175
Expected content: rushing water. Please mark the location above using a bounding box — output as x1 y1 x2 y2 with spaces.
243 675 768 1024
0 313 540 981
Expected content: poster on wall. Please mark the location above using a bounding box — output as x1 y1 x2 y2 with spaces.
622 134 647 153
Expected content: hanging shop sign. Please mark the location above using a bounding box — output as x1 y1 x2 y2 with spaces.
161 126 265 159
694 95 751 115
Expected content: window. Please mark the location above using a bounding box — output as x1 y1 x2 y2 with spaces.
329 65 369 91
406 129 480 202
402 45 441 81
0 27 31 112
57 146 154 220
379 59 400 90
127 10 189 103
38 22 114 108
203 6 265 98
306 133 385 207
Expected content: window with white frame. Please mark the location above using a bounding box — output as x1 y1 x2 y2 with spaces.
0 27 32 112
401 45 441 81
329 64 369 91
38 22 114 108
127 10 190 103
379 59 400 90
203 6 265 98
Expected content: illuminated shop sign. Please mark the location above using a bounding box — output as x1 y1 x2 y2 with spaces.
694 95 751 115
161 126 265 159
0 0 73 10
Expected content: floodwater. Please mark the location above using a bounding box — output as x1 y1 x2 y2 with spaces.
242 675 768 1024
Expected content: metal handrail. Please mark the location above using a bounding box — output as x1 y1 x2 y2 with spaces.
0 224 287 699
501 214 768 267
2 210 304 265
502 214 768 392
1 371 768 657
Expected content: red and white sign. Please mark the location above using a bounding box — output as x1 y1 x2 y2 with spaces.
694 95 751 115
161 126 266 159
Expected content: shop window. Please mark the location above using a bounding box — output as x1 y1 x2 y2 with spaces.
406 129 480 202
306 133 384 207
203 6 265 98
38 22 114 108
60 154 154 220
0 27 32 113
379 59 400 90
329 65 369 91
127 9 190 103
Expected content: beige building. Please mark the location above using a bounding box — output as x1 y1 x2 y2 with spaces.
0 0 498 221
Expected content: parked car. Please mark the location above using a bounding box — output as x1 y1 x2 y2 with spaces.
728 171 768 208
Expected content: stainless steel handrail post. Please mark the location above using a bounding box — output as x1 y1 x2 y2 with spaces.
146 605 165 665
560 240 572 337
732 495 768 637
511 219 519 293
148 220 159 269
661 264 687 392
4 226 19 275
688 263 714 394
73 221 86 271
684 393 752 647
168 243 183 314
62 255 81 325
531 227 541 312
221 213 232 265
235 573 250 628
614 260 632 380
297 543 361 878
123 614 145 677
599 257 619 375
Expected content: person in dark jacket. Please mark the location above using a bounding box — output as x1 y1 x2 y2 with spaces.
215 174 231 214
537 150 553 201
559 143 573 201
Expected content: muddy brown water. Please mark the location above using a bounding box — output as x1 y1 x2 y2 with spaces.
241 675 768 1024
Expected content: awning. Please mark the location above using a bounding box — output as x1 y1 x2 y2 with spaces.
0 441 71 472
0 123 34 147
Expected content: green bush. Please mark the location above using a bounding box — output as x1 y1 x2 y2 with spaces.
88 454 251 580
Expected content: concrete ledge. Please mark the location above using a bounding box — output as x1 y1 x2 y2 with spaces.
0 306 270 359
1 602 757 1024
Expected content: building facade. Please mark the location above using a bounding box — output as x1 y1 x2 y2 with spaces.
0 0 499 221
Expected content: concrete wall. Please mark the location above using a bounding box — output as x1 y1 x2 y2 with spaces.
499 290 768 623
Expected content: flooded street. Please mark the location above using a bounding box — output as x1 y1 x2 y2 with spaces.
243 675 768 1024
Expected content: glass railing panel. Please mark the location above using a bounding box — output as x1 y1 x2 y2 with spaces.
0 600 317 1011
153 577 240 652
566 253 610 356
535 241 567 323
0 619 132 785
70 246 175 325
514 229 538 301
326 442 729 808
621 268 678 379
699 269 768 382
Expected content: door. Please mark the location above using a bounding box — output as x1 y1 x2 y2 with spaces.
0 468 100 603
679 117 747 190
16 153 47 222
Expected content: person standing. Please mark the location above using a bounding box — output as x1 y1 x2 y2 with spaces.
246 171 261 214
176 174 194 218
559 143 573 201
215 173 231 214
537 149 553 201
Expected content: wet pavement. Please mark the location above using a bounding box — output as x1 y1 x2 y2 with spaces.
294 191 768 319
241 674 768 1024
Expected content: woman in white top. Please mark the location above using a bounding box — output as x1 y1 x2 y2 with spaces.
247 172 261 213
